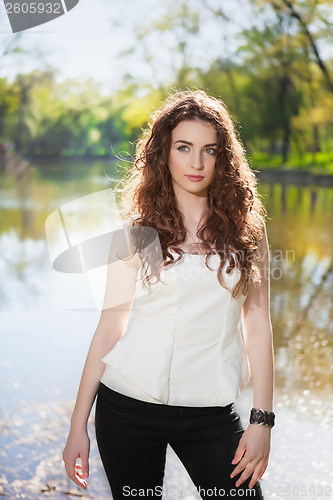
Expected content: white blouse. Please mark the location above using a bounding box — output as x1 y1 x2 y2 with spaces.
100 246 251 407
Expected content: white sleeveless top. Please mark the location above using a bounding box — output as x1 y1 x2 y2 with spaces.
101 242 251 407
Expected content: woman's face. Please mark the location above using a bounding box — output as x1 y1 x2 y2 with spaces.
168 119 217 199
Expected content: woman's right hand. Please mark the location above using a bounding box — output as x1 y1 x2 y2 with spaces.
62 426 90 489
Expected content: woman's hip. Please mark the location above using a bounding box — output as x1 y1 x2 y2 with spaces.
94 382 243 441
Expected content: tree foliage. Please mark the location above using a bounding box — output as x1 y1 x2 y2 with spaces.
0 0 332 165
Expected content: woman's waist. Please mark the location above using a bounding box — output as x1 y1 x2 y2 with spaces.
98 375 235 415
100 364 164 404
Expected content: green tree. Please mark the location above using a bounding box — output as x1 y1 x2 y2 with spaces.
266 0 333 92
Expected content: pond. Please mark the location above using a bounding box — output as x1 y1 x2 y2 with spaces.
0 157 332 499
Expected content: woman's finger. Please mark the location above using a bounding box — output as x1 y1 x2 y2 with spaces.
230 453 252 479
74 472 87 488
74 464 87 487
235 461 258 488
231 438 246 465
259 458 269 479
74 463 84 477
64 460 87 488
248 460 265 488
234 455 265 488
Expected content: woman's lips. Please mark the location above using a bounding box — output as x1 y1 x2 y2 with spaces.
186 175 204 181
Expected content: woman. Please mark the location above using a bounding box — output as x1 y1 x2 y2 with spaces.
62 89 275 499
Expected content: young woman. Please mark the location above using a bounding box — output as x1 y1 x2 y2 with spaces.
62 89 275 499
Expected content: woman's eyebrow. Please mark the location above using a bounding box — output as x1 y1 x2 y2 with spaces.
174 140 217 147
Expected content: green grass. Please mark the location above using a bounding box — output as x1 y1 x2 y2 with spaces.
250 151 333 174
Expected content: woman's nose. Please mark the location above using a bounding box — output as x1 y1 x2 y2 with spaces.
192 151 204 169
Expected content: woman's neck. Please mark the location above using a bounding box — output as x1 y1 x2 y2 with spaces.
174 187 209 225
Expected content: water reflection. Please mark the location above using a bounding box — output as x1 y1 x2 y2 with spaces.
258 183 333 404
1 159 333 497
1 164 333 396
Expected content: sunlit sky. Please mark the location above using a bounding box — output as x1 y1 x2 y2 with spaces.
0 0 331 93
0 0 252 92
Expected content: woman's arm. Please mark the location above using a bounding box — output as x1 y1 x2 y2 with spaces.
230 216 275 489
242 216 274 412
62 243 140 489
69 301 135 430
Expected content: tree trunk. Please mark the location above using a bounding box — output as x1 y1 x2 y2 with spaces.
282 122 291 164
282 0 333 92
278 74 293 163
313 125 320 153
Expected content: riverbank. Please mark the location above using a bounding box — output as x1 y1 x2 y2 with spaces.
2 148 333 187
255 167 333 187
250 150 333 186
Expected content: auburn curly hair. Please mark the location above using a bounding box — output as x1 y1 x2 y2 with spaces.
115 89 267 298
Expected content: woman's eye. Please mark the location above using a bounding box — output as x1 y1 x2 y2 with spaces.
177 145 189 152
205 148 216 155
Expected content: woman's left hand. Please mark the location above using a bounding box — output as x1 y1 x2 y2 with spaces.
230 424 271 489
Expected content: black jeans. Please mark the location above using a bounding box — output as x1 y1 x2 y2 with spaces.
95 382 264 499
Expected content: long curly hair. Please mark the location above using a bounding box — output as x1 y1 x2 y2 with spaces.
116 89 267 298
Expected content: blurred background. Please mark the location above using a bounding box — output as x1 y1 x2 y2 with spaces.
0 0 332 498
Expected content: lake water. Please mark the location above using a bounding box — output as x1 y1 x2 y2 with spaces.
0 158 332 499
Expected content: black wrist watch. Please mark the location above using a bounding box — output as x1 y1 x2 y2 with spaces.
249 408 275 428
